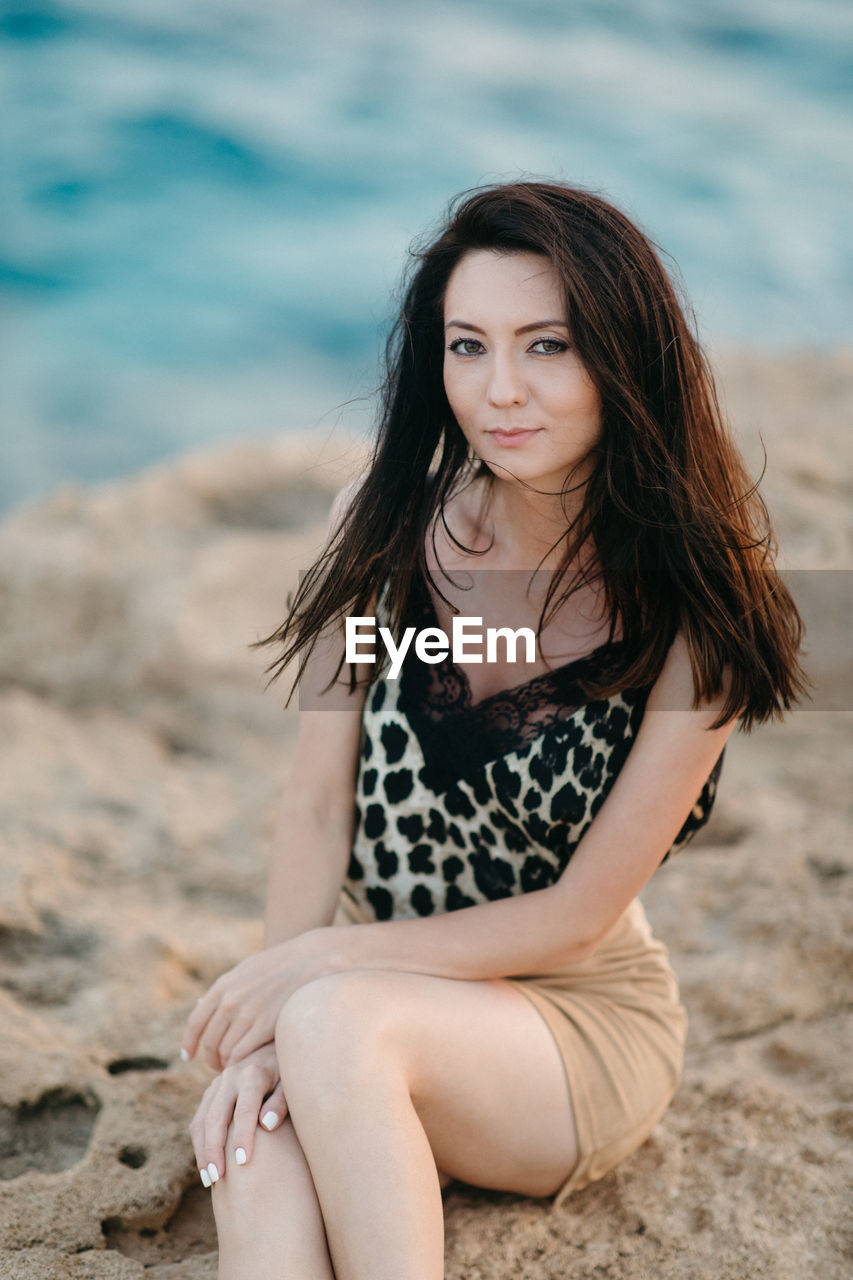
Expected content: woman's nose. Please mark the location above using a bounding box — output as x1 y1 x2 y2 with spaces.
486 353 528 407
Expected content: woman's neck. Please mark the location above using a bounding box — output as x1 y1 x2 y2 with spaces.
466 474 591 571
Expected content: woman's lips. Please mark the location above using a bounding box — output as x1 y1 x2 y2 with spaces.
487 428 542 446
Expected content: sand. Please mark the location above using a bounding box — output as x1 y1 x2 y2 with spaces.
0 349 850 1278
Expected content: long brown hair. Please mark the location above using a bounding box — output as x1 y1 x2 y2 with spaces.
260 181 810 733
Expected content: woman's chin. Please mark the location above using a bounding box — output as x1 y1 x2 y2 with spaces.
479 457 574 493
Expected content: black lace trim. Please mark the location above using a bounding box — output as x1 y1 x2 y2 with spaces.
396 569 651 788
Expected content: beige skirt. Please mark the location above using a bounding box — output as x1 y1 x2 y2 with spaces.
332 891 687 1210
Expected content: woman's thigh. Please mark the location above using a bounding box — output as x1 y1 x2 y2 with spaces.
278 969 579 1199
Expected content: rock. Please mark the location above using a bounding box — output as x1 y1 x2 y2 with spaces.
0 364 850 1278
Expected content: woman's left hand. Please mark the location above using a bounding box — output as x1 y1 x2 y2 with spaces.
181 928 337 1071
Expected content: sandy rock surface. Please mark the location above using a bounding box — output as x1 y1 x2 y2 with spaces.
0 352 850 1278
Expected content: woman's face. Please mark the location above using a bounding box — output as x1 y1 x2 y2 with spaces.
443 249 602 494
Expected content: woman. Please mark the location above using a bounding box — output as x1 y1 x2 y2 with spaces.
181 181 808 1279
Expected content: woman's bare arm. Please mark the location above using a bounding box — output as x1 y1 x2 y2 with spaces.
263 709 363 946
181 478 371 1070
263 474 373 947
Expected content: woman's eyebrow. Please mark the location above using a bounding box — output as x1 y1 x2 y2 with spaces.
444 320 570 333
516 320 569 334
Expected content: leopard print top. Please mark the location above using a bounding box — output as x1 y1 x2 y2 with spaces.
344 572 726 922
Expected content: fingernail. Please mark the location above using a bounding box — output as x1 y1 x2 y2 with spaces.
261 1110 279 1131
199 1168 211 1188
207 1162 220 1183
179 1048 190 1063
235 1147 247 1165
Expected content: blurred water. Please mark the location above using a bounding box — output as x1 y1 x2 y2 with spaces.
1 0 852 511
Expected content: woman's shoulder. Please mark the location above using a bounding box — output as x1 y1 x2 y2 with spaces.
645 627 738 724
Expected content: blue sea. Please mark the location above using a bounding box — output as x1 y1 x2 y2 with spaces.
2 0 852 512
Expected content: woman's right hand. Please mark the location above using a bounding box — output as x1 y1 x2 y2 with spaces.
188 1042 287 1187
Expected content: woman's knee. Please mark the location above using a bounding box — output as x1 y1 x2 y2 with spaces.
211 1118 311 1227
213 1117 335 1277
275 972 403 1099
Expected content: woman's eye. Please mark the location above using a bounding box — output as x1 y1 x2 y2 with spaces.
530 338 568 354
448 338 484 356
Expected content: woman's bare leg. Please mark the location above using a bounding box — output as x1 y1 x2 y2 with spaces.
210 1093 455 1278
278 1028 445 1280
212 1117 335 1280
275 969 578 1280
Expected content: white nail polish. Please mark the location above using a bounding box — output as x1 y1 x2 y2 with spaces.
207 1162 220 1183
179 1048 190 1063
199 1168 211 1188
235 1147 247 1165
261 1110 279 1131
